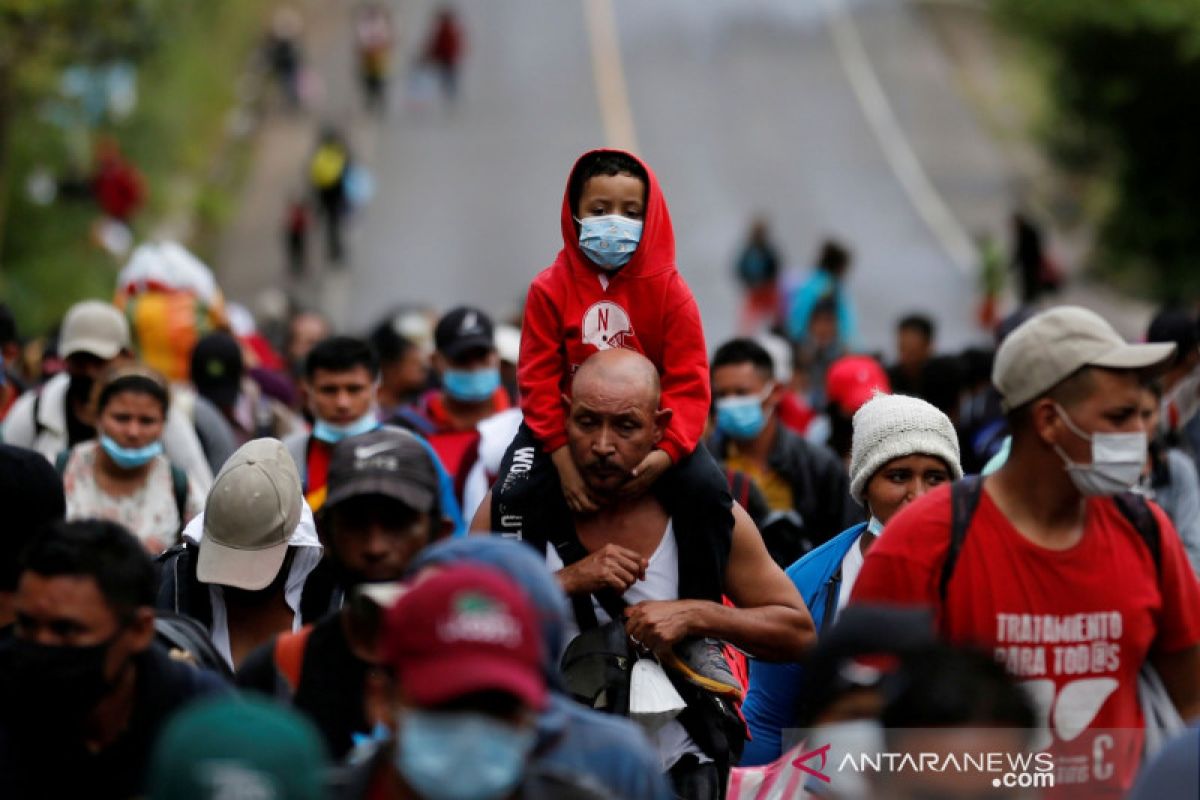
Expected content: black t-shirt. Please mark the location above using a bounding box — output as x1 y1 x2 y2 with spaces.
0 644 229 799
237 611 368 759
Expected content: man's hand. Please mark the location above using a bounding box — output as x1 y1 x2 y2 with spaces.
621 449 672 498
624 599 705 653
557 543 648 596
551 446 601 513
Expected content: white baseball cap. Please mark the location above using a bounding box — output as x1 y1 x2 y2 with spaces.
60 300 130 360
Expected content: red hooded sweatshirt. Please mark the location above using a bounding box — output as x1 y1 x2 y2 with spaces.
518 149 709 462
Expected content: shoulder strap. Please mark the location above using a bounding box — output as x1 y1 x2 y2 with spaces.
54 449 69 475
32 389 47 437
940 476 986 605
726 469 752 510
550 532 627 631
273 625 315 696
170 465 188 529
1113 492 1162 580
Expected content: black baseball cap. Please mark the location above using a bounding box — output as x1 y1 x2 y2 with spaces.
1147 307 1200 358
434 307 495 360
325 428 440 513
190 332 244 409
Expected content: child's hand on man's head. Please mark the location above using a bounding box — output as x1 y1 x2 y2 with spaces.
620 448 672 499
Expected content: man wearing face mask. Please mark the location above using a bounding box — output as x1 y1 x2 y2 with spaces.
0 519 228 798
344 563 608 800
710 338 861 564
2 299 214 492
391 307 512 504
852 306 1200 798
284 335 465 531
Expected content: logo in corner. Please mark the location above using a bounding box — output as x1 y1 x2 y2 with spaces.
792 743 832 783
581 301 634 351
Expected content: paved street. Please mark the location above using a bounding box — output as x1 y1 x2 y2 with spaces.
247 0 1021 355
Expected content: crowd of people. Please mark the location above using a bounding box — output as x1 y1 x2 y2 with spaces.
2 147 1200 800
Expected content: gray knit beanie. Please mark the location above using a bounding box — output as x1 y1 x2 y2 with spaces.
848 392 963 503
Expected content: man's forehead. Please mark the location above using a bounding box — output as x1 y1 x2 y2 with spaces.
311 366 372 385
571 387 655 416
17 573 114 620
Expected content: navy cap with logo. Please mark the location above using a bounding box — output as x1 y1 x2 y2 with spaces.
190 332 244 409
434 306 495 360
324 427 440 514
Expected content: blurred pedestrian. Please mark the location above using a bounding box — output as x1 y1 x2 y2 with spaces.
886 313 935 400
785 238 857 349
0 303 25 420
0 520 228 798
309 129 352 263
818 354 891 464
1010 211 1059 303
284 192 312 276
266 7 305 110
734 217 781 335
148 696 329 800
852 306 1200 796
355 1 395 114
1146 306 1200 462
190 331 305 444
1138 380 1200 576
92 138 145 224
420 5 465 106
369 319 430 418
3 300 214 491
740 393 961 765
61 365 202 555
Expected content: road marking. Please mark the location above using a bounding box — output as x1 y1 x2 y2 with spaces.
583 0 640 152
820 0 976 275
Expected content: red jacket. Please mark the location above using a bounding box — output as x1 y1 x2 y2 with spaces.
518 149 709 462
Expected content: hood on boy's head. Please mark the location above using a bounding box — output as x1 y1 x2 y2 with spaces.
559 148 675 278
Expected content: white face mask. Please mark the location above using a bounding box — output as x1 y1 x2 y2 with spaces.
1052 403 1147 496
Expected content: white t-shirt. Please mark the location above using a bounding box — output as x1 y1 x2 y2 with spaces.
547 521 711 771
64 441 202 554
835 533 867 623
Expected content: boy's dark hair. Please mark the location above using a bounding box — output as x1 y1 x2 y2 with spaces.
711 338 775 380
305 336 379 380
369 321 416 366
897 313 935 343
881 644 1035 730
21 519 155 619
816 239 851 276
0 444 66 592
568 151 649 217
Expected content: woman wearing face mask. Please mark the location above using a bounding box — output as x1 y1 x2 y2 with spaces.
1136 381 1200 577
737 392 962 766
61 365 202 554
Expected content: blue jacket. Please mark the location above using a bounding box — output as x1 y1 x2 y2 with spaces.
739 523 867 766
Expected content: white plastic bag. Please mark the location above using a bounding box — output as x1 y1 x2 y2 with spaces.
629 658 686 733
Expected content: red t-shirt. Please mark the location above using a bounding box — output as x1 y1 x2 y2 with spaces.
851 483 1200 797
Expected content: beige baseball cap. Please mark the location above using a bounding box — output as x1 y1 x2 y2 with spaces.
198 438 303 590
60 300 130 360
993 305 1176 411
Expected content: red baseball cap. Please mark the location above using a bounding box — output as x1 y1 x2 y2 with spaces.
379 564 547 711
826 355 890 415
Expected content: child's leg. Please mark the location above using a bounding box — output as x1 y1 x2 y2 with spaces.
490 423 558 540
655 443 734 530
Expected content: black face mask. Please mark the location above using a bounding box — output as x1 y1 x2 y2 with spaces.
0 634 119 726
66 372 95 409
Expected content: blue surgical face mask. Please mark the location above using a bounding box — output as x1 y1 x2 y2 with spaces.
577 214 643 270
312 410 380 444
99 434 164 470
395 710 535 800
715 386 773 441
443 367 501 403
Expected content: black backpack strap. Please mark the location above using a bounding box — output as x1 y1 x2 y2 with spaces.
1113 492 1162 579
940 476 986 605
550 534 628 632
170 465 189 531
54 449 70 475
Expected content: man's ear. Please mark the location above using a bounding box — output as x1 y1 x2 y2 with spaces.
653 406 674 443
1030 398 1061 446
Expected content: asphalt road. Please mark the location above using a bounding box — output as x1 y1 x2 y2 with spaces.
335 0 1015 357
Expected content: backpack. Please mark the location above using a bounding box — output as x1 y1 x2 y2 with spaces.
939 476 1161 604
55 448 189 532
154 610 232 679
272 624 315 697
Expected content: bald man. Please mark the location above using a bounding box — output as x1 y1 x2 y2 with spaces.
472 349 814 795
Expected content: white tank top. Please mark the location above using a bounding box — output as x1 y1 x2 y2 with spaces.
546 520 709 770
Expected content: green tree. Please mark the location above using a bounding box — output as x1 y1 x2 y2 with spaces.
998 0 1200 298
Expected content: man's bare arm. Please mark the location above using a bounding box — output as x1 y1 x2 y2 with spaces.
1152 644 1200 721
626 504 814 661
